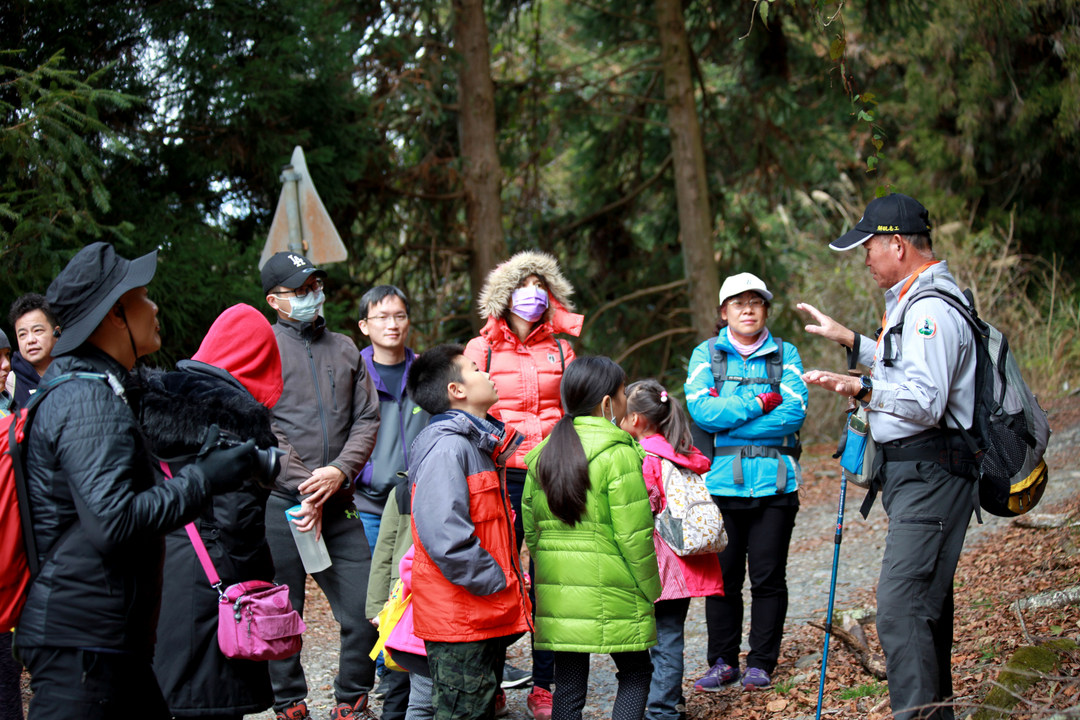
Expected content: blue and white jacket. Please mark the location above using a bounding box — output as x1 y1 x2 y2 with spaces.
684 329 808 498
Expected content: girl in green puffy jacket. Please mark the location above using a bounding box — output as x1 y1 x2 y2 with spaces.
523 356 662 720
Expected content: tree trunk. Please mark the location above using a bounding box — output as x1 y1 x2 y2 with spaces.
656 0 720 342
452 0 506 325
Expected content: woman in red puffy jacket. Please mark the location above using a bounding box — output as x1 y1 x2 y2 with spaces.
463 250 582 720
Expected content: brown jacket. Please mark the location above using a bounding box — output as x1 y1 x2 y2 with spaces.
270 316 380 501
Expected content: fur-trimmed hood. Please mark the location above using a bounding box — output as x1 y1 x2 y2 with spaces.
477 251 577 319
140 366 278 457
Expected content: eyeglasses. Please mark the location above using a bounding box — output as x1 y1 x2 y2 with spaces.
365 312 408 324
727 297 766 310
275 278 324 298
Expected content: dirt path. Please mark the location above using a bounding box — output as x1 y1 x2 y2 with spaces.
238 399 1080 719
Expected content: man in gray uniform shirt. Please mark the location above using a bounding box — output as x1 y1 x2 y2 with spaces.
798 193 977 720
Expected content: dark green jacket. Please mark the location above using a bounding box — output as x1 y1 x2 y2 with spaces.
523 416 660 653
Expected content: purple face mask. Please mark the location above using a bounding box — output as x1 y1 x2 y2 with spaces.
511 286 549 323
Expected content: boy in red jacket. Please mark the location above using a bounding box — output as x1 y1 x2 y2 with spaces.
405 344 532 720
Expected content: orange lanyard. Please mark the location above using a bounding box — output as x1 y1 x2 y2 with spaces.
877 260 940 347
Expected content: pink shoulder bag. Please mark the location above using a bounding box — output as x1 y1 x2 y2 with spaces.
162 461 306 661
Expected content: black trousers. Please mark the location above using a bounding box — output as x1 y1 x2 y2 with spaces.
17 646 168 720
1 633 22 720
552 651 652 720
506 468 555 690
704 501 798 674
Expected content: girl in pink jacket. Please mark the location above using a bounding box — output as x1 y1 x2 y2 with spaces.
622 380 724 720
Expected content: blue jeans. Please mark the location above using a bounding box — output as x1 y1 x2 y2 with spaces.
359 510 382 554
646 598 691 720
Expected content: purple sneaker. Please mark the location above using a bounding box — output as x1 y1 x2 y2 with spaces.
741 667 771 690
693 659 740 692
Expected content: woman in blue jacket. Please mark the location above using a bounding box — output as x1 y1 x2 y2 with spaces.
683 273 808 691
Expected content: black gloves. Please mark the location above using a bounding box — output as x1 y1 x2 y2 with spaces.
195 425 257 492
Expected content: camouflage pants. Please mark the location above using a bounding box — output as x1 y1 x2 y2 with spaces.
425 637 509 720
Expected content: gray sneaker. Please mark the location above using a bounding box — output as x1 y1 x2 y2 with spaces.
501 662 533 689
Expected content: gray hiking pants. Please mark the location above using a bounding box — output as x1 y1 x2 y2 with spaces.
876 454 973 720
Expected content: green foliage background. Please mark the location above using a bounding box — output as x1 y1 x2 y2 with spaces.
3 0 1079 441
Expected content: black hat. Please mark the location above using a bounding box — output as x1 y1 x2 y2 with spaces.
261 252 327 295
47 243 158 356
830 193 932 251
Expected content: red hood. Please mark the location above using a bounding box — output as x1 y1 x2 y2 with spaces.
639 433 711 475
192 304 283 408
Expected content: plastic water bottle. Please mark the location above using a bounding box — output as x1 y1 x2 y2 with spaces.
286 505 332 574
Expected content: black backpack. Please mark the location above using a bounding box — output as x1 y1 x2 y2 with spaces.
888 285 1051 517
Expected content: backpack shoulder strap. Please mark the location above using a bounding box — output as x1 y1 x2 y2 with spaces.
884 286 979 367
767 336 784 391
12 371 116 577
709 340 727 390
710 336 783 391
556 338 566 372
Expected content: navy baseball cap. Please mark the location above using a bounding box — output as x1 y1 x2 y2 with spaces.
831 193 932 251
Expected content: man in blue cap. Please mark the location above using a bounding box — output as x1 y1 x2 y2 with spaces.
15 242 258 720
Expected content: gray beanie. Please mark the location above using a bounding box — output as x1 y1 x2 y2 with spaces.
0 328 9 351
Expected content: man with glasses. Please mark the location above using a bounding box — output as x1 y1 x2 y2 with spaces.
261 252 381 720
356 286 430 720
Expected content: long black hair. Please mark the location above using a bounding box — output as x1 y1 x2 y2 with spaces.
534 355 626 526
625 379 694 455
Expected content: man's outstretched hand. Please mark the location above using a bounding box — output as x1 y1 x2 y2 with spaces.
797 302 856 349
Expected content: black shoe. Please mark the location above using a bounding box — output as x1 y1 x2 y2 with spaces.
501 662 533 689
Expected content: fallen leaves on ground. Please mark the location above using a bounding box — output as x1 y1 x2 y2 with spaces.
687 397 1080 720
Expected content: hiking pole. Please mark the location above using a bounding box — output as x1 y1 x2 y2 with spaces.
815 348 861 720
815 470 847 720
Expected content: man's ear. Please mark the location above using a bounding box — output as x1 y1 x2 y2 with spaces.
891 233 906 259
266 294 281 311
103 304 126 329
358 319 370 337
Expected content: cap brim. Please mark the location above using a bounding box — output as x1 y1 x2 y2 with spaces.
829 229 875 251
52 250 158 355
718 287 773 306
271 267 327 294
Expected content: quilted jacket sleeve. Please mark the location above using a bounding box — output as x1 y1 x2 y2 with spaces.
35 379 210 555
727 340 808 440
684 340 763 433
607 446 661 603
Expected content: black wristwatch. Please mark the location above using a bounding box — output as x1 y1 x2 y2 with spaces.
854 375 873 401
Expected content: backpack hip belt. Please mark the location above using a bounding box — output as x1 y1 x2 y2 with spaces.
714 445 800 491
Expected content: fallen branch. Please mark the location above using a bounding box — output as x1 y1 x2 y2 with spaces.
809 620 888 680
1012 513 1077 529
1013 584 1080 643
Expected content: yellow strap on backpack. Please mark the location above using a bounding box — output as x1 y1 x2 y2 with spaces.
370 577 410 672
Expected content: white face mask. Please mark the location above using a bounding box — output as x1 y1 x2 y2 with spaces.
286 289 324 322
604 397 618 427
